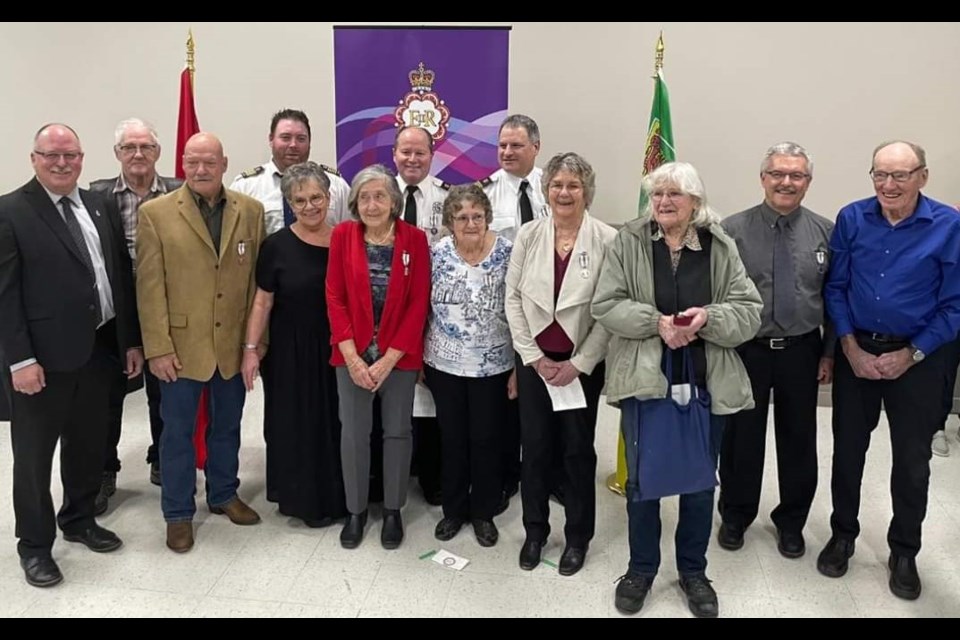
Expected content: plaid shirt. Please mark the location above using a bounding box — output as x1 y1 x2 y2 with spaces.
112 173 173 265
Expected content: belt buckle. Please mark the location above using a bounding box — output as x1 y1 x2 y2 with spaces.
769 338 786 350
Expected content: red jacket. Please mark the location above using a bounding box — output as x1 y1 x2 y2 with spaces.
326 219 430 370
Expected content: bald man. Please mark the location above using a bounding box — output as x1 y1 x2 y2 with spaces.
0 123 142 587
136 133 266 553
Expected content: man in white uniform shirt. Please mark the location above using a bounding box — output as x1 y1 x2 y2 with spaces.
230 108 349 234
480 114 547 243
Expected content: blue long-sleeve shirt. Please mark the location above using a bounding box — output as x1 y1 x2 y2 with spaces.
824 194 960 355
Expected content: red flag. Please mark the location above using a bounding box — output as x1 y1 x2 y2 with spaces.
175 64 209 469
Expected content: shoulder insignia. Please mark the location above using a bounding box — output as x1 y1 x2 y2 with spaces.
240 165 265 179
320 163 341 177
438 181 451 191
477 175 495 188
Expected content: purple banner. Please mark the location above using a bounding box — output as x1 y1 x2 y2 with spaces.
333 27 510 185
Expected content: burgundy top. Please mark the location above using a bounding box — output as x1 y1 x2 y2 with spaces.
535 251 575 353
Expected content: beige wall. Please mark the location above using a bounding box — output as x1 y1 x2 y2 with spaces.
1 21 958 221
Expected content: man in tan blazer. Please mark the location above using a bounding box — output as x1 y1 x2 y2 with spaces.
136 132 266 553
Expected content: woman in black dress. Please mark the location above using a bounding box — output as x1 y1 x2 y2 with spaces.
241 161 346 527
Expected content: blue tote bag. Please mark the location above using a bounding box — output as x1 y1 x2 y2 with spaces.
633 347 717 501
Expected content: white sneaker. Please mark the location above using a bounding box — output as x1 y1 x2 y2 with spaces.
932 431 950 457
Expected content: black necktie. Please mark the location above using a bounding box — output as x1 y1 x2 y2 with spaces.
404 185 418 225
773 216 797 331
519 180 534 225
59 196 102 326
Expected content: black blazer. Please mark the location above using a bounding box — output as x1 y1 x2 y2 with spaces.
0 177 140 375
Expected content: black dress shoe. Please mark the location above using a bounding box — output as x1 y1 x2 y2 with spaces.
717 522 744 551
303 517 334 528
21 556 63 588
472 519 499 547
94 472 117 516
339 511 368 549
149 461 161 487
423 489 443 507
816 536 855 578
519 536 546 570
615 573 654 614
888 554 921 600
381 509 404 549
679 573 719 618
435 517 465 541
558 545 588 576
776 529 806 559
63 524 123 553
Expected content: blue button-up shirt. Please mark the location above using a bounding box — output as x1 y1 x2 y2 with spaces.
825 194 960 355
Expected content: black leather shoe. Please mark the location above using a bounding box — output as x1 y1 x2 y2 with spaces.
472 519 499 547
615 572 654 614
339 511 368 549
149 461 161 487
303 517 334 528
381 509 404 549
679 573 719 618
94 472 117 516
423 489 443 507
558 545 588 576
20 556 63 588
519 536 546 570
717 522 744 551
816 537 855 578
776 529 806 559
435 517 465 541
63 524 123 553
888 554 921 600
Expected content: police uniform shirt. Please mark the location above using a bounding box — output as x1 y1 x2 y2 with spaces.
395 174 450 246
481 167 547 243
722 202 834 345
229 160 350 235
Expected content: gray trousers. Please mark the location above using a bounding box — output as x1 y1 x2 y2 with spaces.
336 367 416 513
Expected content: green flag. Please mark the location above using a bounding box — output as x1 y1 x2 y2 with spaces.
638 68 675 214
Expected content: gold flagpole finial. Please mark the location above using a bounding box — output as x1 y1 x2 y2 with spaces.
186 29 196 84
654 31 665 74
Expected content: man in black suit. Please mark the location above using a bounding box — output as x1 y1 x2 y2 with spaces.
0 123 143 588
88 118 182 511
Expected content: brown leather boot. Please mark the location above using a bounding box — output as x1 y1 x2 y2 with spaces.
166 522 194 553
210 497 261 525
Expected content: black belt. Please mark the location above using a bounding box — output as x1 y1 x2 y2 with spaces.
753 330 817 350
854 329 909 344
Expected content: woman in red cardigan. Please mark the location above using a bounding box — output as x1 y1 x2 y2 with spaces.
326 164 431 550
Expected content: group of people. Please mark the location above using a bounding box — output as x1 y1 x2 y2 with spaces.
1 108 958 619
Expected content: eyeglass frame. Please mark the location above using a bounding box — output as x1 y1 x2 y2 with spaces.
116 143 159 156
869 165 926 183
763 170 811 182
451 213 486 225
289 193 328 211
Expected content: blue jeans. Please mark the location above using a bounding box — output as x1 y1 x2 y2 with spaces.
621 398 725 577
159 370 246 522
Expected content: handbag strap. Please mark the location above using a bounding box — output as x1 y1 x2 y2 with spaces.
664 346 701 398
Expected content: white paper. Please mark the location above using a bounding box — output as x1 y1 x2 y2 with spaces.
412 383 436 418
432 549 470 571
671 383 693 406
541 375 588 411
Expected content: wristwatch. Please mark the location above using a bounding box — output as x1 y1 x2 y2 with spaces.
910 345 925 363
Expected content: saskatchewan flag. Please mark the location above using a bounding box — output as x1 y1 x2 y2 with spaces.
638 68 676 213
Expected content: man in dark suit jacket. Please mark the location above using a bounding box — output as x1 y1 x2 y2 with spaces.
88 118 182 512
0 123 143 588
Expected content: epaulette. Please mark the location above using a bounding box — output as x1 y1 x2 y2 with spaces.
320 164 341 177
477 174 496 188
239 165 265 179
437 180 451 191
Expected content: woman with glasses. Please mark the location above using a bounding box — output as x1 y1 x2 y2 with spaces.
241 162 346 529
505 152 616 576
326 164 430 550
424 184 514 548
592 161 761 618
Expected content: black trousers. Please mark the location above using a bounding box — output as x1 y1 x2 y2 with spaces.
424 366 509 521
939 334 960 428
11 322 119 559
516 354 604 547
718 331 821 533
830 336 945 558
103 368 164 473
412 416 442 498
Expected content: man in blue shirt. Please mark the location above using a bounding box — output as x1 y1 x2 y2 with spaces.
820 140 960 601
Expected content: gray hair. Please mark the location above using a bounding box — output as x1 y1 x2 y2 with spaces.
761 141 814 176
442 184 493 230
642 161 720 228
114 118 160 147
541 152 597 209
280 161 331 202
871 140 927 168
498 114 540 146
347 164 404 220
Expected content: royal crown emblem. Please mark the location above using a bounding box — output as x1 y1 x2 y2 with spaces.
395 62 451 141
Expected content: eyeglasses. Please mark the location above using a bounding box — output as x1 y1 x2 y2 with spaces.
548 182 583 193
290 194 327 210
870 166 925 183
117 143 159 156
650 190 689 202
764 170 810 182
452 214 486 225
33 150 82 163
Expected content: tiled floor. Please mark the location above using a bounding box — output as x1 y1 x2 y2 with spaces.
1 390 958 618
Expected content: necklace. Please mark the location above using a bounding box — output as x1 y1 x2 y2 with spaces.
365 221 395 246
